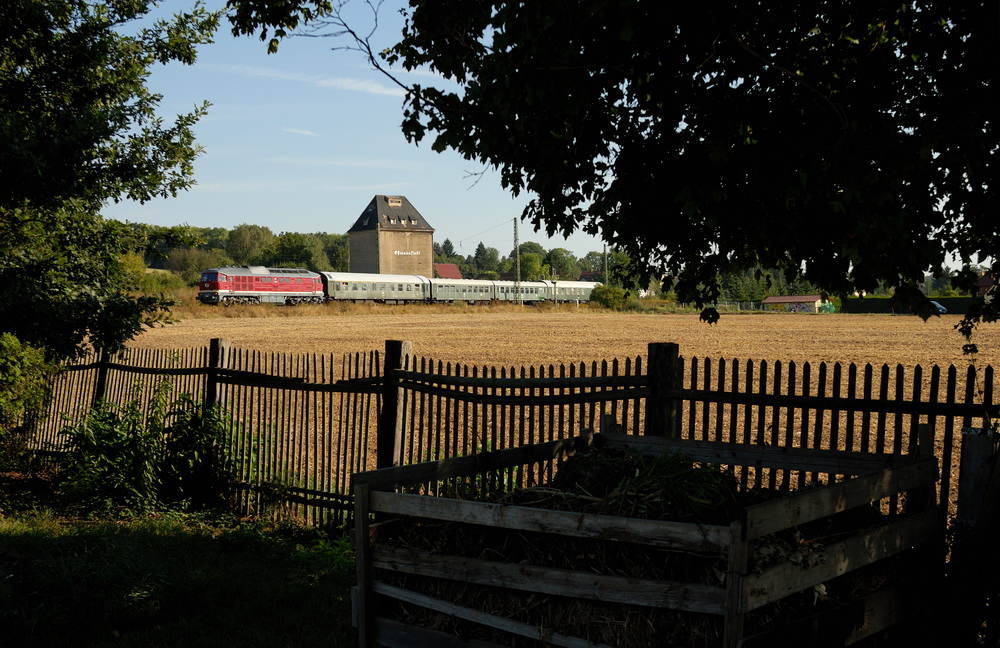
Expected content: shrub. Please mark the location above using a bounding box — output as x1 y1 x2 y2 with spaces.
0 333 57 466
138 269 188 293
160 394 230 509
0 334 54 428
60 382 230 511
590 284 629 310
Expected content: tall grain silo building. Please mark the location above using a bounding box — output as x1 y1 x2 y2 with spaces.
348 195 434 275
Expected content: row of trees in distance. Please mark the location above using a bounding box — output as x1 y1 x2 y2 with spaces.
148 222 969 303
145 223 621 285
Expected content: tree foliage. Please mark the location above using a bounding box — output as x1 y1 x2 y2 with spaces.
258 232 332 270
225 223 276 264
0 334 54 432
545 248 582 281
165 248 235 284
473 242 500 274
1 1 218 359
229 1 997 342
316 232 350 271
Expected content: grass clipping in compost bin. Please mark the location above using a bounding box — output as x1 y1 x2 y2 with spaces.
378 447 898 647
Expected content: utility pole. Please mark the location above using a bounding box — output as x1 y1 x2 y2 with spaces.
513 218 522 305
603 244 609 285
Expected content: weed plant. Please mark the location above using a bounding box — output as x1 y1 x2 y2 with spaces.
59 381 230 512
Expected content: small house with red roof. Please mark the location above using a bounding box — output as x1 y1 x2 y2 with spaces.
762 295 825 313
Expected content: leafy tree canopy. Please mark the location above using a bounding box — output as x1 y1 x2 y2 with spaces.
545 248 582 281
314 232 350 271
473 242 501 273
512 241 547 260
225 223 276 264
518 252 545 282
258 232 332 271
228 1 997 345
1 1 218 360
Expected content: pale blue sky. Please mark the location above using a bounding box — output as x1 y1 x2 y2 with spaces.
103 2 605 258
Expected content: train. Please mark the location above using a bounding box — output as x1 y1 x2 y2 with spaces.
196 266 600 306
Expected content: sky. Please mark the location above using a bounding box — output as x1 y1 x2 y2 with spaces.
102 2 606 259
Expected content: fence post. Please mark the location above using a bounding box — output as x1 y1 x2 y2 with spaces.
204 338 231 409
646 342 680 437
378 340 413 469
91 348 111 409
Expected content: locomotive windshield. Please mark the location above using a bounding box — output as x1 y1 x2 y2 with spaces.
200 272 218 282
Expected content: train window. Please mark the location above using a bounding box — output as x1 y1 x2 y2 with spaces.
362 284 369 290
406 284 412 291
351 284 358 291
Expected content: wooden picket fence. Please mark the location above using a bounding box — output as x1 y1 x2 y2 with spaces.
26 339 999 525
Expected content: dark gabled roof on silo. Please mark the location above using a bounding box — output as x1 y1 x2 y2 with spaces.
348 195 434 233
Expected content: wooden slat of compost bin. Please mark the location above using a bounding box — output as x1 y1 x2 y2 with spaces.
353 434 593 491
372 545 728 615
374 617 507 648
598 433 904 475
354 483 374 648
743 455 939 539
370 490 731 551
743 507 942 611
373 582 614 648
738 584 916 648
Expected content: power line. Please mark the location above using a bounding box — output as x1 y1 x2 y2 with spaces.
457 218 516 249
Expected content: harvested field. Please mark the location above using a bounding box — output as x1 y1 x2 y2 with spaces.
130 306 999 369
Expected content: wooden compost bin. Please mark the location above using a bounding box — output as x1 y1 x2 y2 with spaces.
352 431 943 648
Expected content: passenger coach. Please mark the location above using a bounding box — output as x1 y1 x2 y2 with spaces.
320 272 431 303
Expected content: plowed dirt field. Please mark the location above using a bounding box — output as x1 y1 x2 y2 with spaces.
129 307 999 369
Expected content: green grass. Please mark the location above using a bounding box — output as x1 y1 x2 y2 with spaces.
0 503 355 648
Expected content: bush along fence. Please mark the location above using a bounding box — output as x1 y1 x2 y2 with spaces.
28 340 999 526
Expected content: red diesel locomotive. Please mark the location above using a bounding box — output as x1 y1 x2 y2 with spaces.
198 266 325 305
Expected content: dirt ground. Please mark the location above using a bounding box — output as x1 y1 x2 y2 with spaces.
129 307 1000 369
